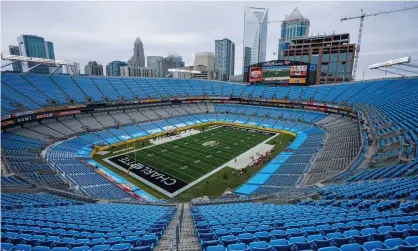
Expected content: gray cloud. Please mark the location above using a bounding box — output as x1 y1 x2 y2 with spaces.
1 1 417 79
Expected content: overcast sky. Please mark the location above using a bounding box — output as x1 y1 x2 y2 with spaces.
1 1 418 79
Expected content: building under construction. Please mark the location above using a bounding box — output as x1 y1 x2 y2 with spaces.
283 33 356 85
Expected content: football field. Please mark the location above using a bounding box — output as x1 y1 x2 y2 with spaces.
104 126 274 195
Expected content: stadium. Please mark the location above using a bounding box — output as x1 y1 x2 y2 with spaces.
1 71 418 251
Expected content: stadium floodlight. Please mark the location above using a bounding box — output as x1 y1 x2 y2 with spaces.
1 54 74 66
1 54 79 75
168 68 201 74
368 56 417 78
368 56 411 69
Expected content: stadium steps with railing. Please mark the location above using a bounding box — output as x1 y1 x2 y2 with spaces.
155 203 181 251
177 203 201 251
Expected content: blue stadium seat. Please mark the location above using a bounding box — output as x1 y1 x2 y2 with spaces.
318 247 340 251
110 243 131 251
71 246 90 251
1 243 14 251
307 234 331 249
288 237 310 250
362 241 389 251
207 245 226 251
220 235 237 247
270 230 288 240
248 241 272 251
340 243 365 251
227 243 249 251
91 245 111 251
122 236 140 246
238 233 255 245
14 244 32 251
254 232 271 242
269 239 291 251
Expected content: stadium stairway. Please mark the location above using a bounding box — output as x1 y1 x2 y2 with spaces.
177 203 201 251
156 203 201 251
1 158 11 175
155 204 182 251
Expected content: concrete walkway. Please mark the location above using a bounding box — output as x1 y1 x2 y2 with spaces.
151 129 201 145
227 142 275 170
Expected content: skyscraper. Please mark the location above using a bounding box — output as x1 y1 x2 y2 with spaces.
194 52 215 71
278 8 310 60
215 38 235 81
130 37 145 67
84 61 104 76
45 41 55 60
243 6 268 72
17 35 55 74
106 61 127 76
8 45 22 72
159 54 185 77
120 66 155 78
147 56 164 77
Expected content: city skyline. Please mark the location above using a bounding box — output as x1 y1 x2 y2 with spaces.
1 1 417 79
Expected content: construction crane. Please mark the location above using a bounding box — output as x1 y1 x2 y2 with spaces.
341 5 418 80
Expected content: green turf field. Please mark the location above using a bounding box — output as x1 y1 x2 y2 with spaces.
114 126 273 183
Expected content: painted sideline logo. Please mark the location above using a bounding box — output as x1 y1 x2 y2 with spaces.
107 155 188 193
202 141 219 147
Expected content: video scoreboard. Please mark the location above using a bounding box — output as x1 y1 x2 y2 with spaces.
244 60 317 85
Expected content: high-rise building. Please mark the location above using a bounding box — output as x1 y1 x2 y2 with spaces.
283 33 356 84
127 57 133 67
278 8 310 60
194 52 215 71
243 6 268 72
84 61 104 76
106 61 127 76
168 66 215 80
159 54 185 77
45 41 55 60
215 39 235 81
17 35 55 74
130 37 145 67
120 66 156 78
106 64 110 76
8 45 22 72
147 56 164 77
63 63 80 75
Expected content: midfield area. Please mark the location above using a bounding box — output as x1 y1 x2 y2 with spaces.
103 126 275 196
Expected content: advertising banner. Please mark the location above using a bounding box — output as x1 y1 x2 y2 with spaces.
55 110 81 116
289 78 307 84
290 65 308 76
36 113 54 119
249 67 263 82
262 66 291 82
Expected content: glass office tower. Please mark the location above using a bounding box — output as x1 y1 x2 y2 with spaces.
243 6 268 72
215 38 235 81
278 8 310 60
